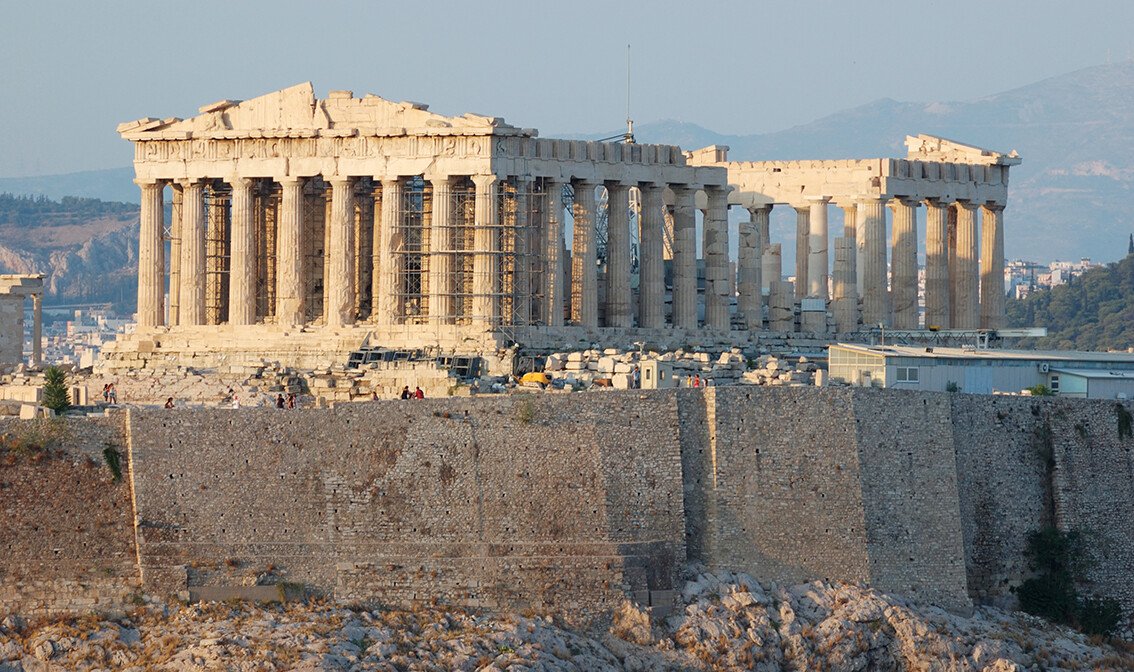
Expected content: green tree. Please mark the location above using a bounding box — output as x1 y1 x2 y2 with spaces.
41 366 71 414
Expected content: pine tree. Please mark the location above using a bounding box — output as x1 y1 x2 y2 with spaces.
42 366 71 414
1128 233 1133 256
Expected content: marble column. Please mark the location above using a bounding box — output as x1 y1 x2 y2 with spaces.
227 177 255 326
807 197 829 299
839 203 859 299
762 243 782 297
136 179 165 327
638 184 665 329
605 182 632 328
833 237 858 332
703 187 731 330
794 206 810 299
275 177 305 326
859 198 888 326
428 176 454 325
376 178 402 326
544 179 565 327
178 179 206 326
890 198 919 329
570 180 598 328
924 199 950 329
953 201 980 329
169 185 182 327
31 294 41 367
326 177 355 327
512 178 533 326
472 174 500 326
769 280 795 332
671 185 698 329
739 206 768 330
980 203 1006 329
369 183 383 322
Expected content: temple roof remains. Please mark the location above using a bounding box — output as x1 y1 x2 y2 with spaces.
118 83 529 141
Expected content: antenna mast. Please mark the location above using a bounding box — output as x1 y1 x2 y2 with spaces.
625 43 635 144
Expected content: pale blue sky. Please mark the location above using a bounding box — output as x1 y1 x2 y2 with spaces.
2 0 1132 177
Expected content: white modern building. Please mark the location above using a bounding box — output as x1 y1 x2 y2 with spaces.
829 343 1134 398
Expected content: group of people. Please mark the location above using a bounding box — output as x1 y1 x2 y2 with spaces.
101 383 118 404
400 386 424 400
275 393 298 409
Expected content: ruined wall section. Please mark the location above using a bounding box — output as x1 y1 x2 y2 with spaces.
126 392 686 613
1046 398 1134 620
0 416 139 616
691 387 873 585
852 391 971 613
949 395 1049 609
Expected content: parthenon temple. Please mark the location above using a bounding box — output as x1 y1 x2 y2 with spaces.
110 83 1019 369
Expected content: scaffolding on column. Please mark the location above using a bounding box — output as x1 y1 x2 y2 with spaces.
391 176 431 324
253 179 279 323
204 180 231 326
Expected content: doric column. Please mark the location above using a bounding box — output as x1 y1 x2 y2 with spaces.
980 203 1006 329
276 177 305 326
858 198 888 326
428 176 454 325
838 202 859 304
543 179 565 327
326 177 356 327
807 197 829 299
769 280 795 332
794 205 810 299
739 206 768 330
604 182 632 328
136 179 165 327
703 186 731 330
833 237 858 332
569 180 598 328
924 199 950 329
376 178 402 327
31 294 41 367
227 177 255 326
671 185 698 329
178 179 206 326
890 198 919 329
512 178 534 326
953 201 980 329
472 174 500 326
168 184 182 326
762 243 782 296
638 184 665 329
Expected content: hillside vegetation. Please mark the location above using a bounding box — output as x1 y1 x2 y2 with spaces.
0 193 136 227
1006 253 1134 351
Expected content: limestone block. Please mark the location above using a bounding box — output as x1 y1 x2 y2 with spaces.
18 404 37 419
614 363 633 374
603 348 619 356
814 369 828 387
545 354 564 371
564 362 585 371
611 373 632 389
566 352 584 363
597 357 616 373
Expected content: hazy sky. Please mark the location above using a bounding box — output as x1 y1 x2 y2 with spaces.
2 0 1132 178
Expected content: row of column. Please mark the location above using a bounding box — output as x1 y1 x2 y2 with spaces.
137 176 735 332
733 197 1006 332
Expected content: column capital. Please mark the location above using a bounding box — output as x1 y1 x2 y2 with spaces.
277 176 304 187
471 174 498 188
805 195 831 204
176 177 204 189
133 177 165 188
923 197 953 208
746 204 773 216
428 174 454 188
379 176 401 189
228 176 255 190
889 196 920 208
327 176 354 188
982 202 1006 212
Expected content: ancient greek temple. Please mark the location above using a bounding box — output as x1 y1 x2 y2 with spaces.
114 83 1019 368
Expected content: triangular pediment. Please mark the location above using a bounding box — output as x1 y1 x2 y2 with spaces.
119 83 515 138
905 134 1021 165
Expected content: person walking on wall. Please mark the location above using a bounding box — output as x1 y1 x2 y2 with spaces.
108 383 118 404
400 386 411 400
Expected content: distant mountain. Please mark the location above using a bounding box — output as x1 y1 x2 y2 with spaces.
6 62 1134 265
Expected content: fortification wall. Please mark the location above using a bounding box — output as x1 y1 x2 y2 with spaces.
125 393 686 613
0 416 139 617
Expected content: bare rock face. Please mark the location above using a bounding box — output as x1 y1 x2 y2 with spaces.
0 568 1129 671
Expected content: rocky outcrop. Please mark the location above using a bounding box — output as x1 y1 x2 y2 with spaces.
0 568 1128 671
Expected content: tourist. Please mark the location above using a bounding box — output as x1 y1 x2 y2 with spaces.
400 386 411 400
232 394 240 409
102 384 110 402
276 394 285 409
371 391 378 401
632 366 640 389
287 393 296 409
164 397 174 409
108 383 118 404
694 375 701 388
414 386 424 400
